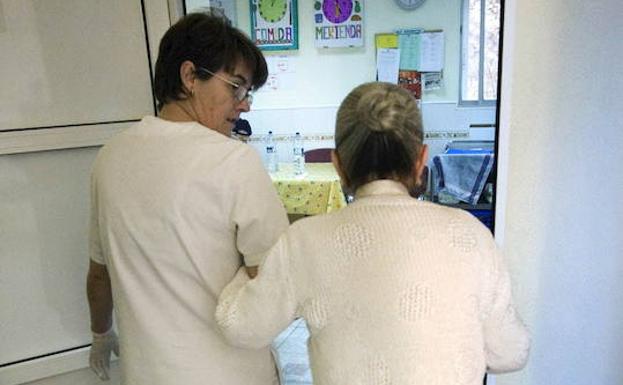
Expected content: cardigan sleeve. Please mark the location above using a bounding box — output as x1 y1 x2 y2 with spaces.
215 236 297 349
483 250 531 373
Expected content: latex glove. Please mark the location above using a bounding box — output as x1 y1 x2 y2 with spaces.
89 328 119 381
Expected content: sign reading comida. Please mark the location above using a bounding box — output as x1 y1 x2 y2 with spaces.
251 0 299 51
314 0 364 48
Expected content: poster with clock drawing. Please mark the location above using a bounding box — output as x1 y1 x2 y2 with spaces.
250 0 298 51
314 0 364 48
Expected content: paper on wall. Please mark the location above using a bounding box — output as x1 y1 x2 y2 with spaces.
397 31 421 71
419 32 445 72
375 33 398 49
423 72 443 91
376 48 400 84
258 55 297 92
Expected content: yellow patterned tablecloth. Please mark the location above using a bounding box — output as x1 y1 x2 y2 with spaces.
270 163 347 215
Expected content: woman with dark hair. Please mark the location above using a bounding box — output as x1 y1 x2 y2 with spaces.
86 13 288 385
216 82 530 385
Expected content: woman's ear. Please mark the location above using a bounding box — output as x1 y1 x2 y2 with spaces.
179 60 196 95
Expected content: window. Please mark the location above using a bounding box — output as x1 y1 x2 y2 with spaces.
460 0 501 105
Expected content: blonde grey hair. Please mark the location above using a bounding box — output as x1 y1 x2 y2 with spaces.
334 82 424 193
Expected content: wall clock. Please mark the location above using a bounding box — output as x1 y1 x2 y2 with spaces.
250 0 298 51
259 0 288 23
394 0 426 10
322 0 353 24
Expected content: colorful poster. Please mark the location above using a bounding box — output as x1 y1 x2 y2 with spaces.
250 0 299 51
398 70 422 100
314 0 364 48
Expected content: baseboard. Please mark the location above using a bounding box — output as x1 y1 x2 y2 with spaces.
0 347 93 385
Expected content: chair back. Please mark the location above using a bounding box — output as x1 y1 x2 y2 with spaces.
304 148 332 163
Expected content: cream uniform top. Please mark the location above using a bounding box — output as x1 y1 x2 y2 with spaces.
90 116 288 385
217 180 530 385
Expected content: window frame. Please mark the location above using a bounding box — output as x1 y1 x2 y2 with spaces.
459 0 499 107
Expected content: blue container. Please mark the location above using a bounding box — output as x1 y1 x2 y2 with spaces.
467 209 494 231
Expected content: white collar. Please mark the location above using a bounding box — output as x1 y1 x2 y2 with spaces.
355 180 410 199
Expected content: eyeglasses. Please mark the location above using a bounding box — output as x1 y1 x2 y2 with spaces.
196 67 253 105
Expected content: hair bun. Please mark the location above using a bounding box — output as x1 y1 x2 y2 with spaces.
355 86 408 134
334 82 424 193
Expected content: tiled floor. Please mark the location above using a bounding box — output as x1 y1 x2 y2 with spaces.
271 318 313 385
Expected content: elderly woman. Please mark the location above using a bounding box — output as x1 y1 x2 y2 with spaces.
216 82 530 385
86 13 288 385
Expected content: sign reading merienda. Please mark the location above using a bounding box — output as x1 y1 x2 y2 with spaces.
314 0 364 48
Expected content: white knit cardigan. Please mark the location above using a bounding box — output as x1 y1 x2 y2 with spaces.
217 180 530 385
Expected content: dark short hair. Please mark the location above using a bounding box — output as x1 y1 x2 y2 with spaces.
154 13 268 110
335 82 424 194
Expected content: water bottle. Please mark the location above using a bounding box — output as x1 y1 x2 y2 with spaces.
292 132 305 175
265 131 278 173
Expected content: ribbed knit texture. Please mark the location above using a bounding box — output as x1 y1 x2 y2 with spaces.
216 180 530 385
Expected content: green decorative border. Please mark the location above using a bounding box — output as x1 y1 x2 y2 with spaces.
250 0 299 51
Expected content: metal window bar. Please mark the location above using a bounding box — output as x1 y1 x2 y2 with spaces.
459 0 498 107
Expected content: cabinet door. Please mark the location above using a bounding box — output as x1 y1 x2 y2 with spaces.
0 0 154 370
0 0 154 132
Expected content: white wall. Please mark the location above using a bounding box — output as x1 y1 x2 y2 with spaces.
230 0 496 161
245 104 495 162
496 0 623 384
235 0 462 108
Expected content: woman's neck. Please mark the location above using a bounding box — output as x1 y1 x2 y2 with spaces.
159 101 196 123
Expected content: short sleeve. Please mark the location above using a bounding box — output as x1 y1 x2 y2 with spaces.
89 165 105 265
231 146 289 266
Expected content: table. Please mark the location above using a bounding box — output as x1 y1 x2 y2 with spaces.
270 162 347 215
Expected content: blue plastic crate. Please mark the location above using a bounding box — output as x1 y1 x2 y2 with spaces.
467 209 494 231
